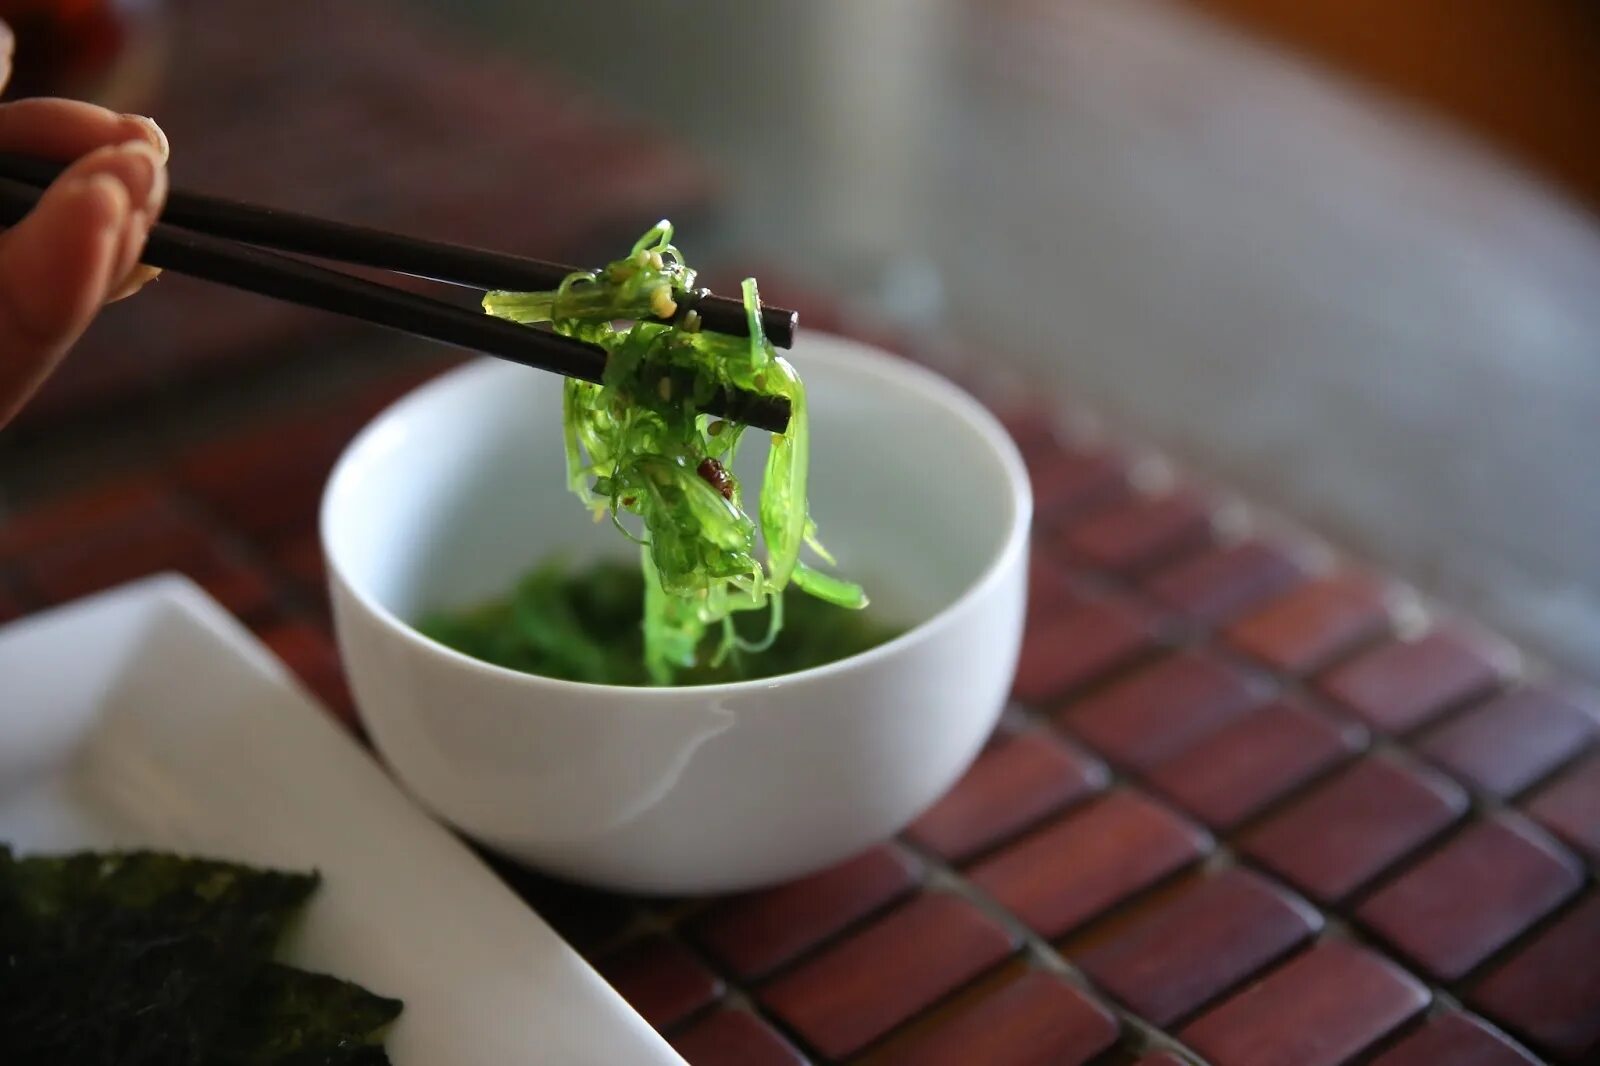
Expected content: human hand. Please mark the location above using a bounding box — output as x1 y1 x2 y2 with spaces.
0 20 170 427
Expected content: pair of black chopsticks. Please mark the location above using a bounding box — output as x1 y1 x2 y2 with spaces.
0 153 795 433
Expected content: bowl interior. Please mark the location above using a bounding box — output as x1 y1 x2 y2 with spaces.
325 334 1023 652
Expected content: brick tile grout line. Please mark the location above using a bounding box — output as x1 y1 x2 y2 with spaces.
1495 740 1600 809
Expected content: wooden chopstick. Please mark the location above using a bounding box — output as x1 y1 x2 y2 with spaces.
0 152 797 348
0 176 790 434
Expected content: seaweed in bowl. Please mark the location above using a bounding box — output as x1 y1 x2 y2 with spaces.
420 223 898 686
418 558 903 686
0 846 401 1065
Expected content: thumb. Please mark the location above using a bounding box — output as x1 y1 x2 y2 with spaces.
0 171 130 426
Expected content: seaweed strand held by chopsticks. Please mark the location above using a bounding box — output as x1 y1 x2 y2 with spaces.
482 222 868 684
0 847 402 1066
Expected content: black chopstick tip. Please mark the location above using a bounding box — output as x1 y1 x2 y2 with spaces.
713 390 791 436
762 307 798 350
630 362 791 435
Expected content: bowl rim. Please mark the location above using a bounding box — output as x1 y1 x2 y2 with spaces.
321 332 1033 699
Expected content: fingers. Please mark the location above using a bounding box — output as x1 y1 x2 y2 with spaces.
86 140 166 284
0 22 12 93
0 145 155 426
106 137 168 299
0 92 172 302
0 97 167 164
0 22 173 424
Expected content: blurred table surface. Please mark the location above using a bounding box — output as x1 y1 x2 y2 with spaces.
417 0 1600 683
1 0 1595 686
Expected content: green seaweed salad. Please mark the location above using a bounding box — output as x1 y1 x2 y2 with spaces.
419 223 901 685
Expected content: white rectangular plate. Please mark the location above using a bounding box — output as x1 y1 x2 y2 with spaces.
0 574 684 1065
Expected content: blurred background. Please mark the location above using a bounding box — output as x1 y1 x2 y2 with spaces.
2 0 1597 678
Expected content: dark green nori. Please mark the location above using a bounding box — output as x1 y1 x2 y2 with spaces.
219 964 402 1065
0 847 401 1066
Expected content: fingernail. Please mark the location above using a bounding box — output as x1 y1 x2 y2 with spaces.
107 264 162 304
124 114 169 162
115 140 165 212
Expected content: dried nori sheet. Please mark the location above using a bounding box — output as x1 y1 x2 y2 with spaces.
221 963 402 1065
0 846 401 1066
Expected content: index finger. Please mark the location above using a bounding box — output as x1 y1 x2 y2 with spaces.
0 97 167 164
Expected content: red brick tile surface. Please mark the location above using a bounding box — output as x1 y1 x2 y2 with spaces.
1472 894 1600 1062
9 483 276 618
874 970 1119 1066
596 936 724 1031
1146 699 1363 829
1238 755 1468 903
1225 573 1391 674
1074 867 1321 1026
1011 594 1157 706
1357 815 1583 980
1318 628 1507 733
273 532 329 592
670 1009 807 1066
0 475 172 561
690 846 921 979
1368 1011 1541 1066
256 620 356 722
1028 448 1129 520
1142 538 1307 625
1419 685 1597 798
1523 753 1600 863
1057 651 1272 770
1058 492 1213 574
176 414 353 545
996 407 1065 457
970 789 1210 939
759 893 1017 1059
906 732 1106 863
1179 940 1431 1066
1027 550 1082 623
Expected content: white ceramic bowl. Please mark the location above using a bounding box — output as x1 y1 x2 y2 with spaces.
322 333 1030 894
